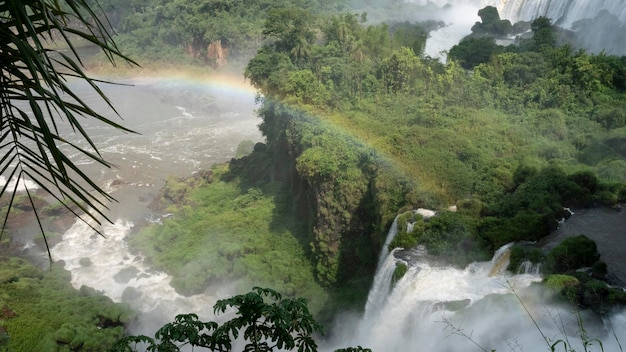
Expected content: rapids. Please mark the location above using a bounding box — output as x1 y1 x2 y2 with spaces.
16 73 263 333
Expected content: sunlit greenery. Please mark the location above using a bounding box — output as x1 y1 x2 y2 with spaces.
0 257 133 352
129 164 328 313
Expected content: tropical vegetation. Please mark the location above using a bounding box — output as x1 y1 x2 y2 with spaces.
2 0 626 351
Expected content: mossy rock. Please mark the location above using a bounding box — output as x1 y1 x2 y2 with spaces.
121 287 142 302
392 262 408 285
543 274 580 291
543 235 600 274
113 266 140 284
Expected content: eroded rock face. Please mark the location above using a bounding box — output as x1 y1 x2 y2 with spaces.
207 40 228 68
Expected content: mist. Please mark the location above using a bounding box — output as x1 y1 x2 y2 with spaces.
350 0 626 60
322 244 626 352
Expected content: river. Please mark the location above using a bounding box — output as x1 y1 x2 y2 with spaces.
15 70 263 333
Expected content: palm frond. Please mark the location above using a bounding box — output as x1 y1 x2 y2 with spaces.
0 0 139 257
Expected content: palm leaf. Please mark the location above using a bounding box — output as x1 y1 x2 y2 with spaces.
0 0 139 257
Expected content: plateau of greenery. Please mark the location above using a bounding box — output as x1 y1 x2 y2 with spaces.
0 256 133 351
241 6 626 289
129 164 330 314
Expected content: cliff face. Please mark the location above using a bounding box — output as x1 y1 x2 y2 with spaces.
207 40 228 68
258 102 412 287
185 39 229 67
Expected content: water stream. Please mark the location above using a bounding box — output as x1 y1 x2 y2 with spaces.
14 73 263 332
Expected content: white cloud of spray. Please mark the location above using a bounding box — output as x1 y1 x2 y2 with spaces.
321 252 626 352
51 218 244 340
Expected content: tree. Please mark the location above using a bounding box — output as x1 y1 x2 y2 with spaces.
262 8 315 55
0 0 137 256
111 287 324 352
448 37 503 70
112 287 372 352
528 16 556 51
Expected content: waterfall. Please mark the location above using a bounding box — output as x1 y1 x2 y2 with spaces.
494 0 626 27
518 260 542 275
363 249 401 318
363 216 401 316
375 216 399 270
325 230 626 352
326 243 542 351
419 0 626 58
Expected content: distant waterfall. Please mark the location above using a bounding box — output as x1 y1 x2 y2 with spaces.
518 260 542 275
376 216 399 270
419 0 626 58
494 0 626 27
363 250 401 318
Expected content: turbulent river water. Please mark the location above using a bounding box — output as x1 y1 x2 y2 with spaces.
323 214 626 352
18 72 263 332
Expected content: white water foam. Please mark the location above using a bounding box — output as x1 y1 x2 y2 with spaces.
52 219 218 320
0 176 39 192
326 237 626 352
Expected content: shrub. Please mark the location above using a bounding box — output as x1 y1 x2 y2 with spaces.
543 274 580 291
392 262 408 285
507 244 544 273
543 235 600 274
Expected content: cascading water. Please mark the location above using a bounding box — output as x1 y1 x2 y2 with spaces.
364 251 402 319
325 220 626 352
518 260 542 275
52 220 218 318
495 0 626 26
364 216 401 317
418 0 626 58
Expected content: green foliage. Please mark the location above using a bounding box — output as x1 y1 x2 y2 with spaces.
543 274 580 291
528 17 557 51
0 258 132 352
111 287 321 351
243 9 626 292
106 0 345 65
507 244 544 273
543 235 601 274
130 161 328 311
449 37 503 69
112 287 367 352
413 211 486 266
468 6 514 38
389 212 424 250
391 262 408 285
235 140 256 159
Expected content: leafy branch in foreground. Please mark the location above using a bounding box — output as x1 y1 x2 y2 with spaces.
110 287 371 352
0 0 138 255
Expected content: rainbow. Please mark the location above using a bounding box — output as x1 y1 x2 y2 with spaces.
97 67 259 100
